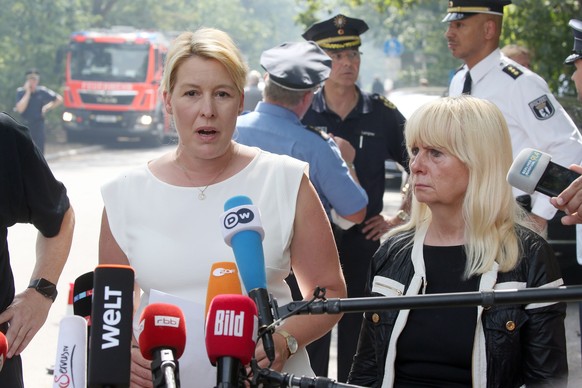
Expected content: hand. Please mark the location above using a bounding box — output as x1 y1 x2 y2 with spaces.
23 80 31 93
361 214 399 241
550 164 582 225
247 334 289 377
0 288 51 358
129 346 153 387
329 134 356 165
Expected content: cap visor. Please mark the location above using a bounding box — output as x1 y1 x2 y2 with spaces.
564 53 582 65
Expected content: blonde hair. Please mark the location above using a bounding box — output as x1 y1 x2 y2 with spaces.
161 28 248 96
390 96 528 277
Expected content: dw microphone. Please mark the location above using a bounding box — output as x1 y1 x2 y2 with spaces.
507 148 581 198
205 294 258 388
88 264 134 388
219 195 276 363
52 315 88 388
138 303 186 388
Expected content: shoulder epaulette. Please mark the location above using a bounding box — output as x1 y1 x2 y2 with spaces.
372 94 397 109
502 64 523 80
306 125 330 140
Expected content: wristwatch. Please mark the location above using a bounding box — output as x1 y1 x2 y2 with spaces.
28 278 58 302
276 330 298 357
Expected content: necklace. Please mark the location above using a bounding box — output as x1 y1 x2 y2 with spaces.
174 146 235 200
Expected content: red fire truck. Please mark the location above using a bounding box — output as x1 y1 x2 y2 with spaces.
61 27 174 145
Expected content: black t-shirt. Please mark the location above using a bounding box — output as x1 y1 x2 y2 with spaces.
302 87 408 219
394 245 480 387
15 86 58 123
0 112 70 312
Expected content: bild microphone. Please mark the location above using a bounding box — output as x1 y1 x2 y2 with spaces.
0 332 7 372
205 294 258 388
205 261 243 318
507 148 581 198
220 195 275 363
88 264 134 388
138 303 186 388
53 315 88 388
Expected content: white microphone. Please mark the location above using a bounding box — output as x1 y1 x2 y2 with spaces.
53 315 88 388
507 148 580 198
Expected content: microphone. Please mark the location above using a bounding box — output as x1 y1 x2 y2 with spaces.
205 294 258 388
205 262 243 318
219 195 276 362
73 271 94 342
257 368 362 387
88 264 134 388
507 148 581 198
53 315 88 388
0 332 7 373
138 303 186 388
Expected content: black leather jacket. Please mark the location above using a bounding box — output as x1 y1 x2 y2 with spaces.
348 226 568 388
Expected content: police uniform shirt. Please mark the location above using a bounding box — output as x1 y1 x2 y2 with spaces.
449 48 582 219
236 102 368 219
15 86 58 123
302 86 408 218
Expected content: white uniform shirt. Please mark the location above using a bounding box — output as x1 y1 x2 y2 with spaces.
450 49 582 219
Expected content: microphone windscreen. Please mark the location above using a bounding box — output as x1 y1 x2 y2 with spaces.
507 148 552 194
138 303 187 360
0 332 6 372
221 196 267 292
205 294 258 365
205 262 242 318
53 315 87 388
73 271 94 324
88 264 134 387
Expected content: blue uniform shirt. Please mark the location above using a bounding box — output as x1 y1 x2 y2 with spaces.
236 102 368 220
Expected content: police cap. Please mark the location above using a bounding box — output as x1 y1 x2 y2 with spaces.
260 41 331 91
442 0 512 23
302 14 369 51
565 19 582 65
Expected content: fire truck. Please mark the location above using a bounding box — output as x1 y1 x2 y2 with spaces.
61 27 174 145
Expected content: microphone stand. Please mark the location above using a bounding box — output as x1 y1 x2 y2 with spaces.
152 349 180 388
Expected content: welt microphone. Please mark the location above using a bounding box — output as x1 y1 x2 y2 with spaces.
53 315 87 388
219 195 275 362
88 264 134 388
138 303 186 388
205 294 258 388
0 332 6 373
507 148 581 198
205 261 243 319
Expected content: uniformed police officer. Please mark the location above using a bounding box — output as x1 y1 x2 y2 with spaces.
301 14 409 382
237 41 368 226
444 0 582 234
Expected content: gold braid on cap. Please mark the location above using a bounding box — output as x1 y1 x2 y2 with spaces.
447 6 500 13
316 35 361 50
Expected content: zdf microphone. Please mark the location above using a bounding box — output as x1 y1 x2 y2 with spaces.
205 261 242 318
507 148 581 198
205 294 258 388
138 303 186 388
219 195 276 362
53 315 87 388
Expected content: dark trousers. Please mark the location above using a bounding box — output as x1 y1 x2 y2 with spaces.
25 119 46 154
306 227 380 382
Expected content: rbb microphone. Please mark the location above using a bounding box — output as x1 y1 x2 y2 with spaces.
205 262 243 318
507 148 581 198
0 332 6 373
88 264 134 388
219 196 275 362
205 294 258 388
138 303 186 388
53 315 88 388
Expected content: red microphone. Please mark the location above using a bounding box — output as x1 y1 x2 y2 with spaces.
205 294 258 388
0 331 7 373
138 303 186 388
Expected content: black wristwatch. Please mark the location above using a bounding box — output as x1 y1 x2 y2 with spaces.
28 278 58 302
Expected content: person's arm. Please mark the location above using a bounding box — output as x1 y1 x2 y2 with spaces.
14 82 32 114
550 164 582 225
99 208 152 388
0 206 74 358
253 174 347 371
42 92 63 116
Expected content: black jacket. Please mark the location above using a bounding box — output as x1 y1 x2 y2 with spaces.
348 225 568 388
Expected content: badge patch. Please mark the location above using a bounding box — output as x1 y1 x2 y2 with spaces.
528 95 555 120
